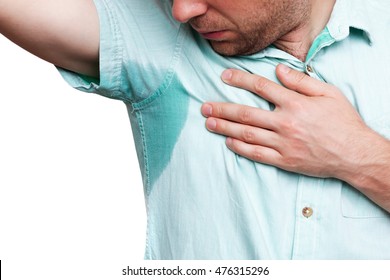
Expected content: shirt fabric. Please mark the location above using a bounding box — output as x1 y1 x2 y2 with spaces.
58 0 390 259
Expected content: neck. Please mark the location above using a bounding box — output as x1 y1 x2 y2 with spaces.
274 0 336 61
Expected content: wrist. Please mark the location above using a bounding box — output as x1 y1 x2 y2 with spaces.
336 128 390 191
337 128 390 212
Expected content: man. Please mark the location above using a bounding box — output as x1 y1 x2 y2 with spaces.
1 0 389 259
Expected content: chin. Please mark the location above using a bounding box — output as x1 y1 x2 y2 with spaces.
209 41 263 57
209 42 242 56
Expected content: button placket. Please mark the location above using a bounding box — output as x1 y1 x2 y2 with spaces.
306 65 314 73
292 176 324 259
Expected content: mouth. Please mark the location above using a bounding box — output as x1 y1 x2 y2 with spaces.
198 30 228 40
190 21 230 40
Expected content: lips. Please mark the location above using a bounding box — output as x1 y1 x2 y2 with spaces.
200 30 228 40
193 27 228 40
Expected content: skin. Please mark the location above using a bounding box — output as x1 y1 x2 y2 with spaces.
1 0 389 212
0 0 100 77
172 0 310 57
201 67 390 213
172 0 335 60
175 1 390 212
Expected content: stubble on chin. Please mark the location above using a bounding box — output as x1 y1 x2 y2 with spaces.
208 34 272 57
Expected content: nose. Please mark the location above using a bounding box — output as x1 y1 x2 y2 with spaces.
172 0 208 23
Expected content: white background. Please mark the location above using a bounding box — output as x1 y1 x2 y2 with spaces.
0 35 146 279
1 33 389 280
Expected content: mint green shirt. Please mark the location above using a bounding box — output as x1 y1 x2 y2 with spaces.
59 0 390 259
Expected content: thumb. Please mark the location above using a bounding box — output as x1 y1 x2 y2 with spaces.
276 64 331 97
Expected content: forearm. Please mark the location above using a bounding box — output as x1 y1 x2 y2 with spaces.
338 129 390 213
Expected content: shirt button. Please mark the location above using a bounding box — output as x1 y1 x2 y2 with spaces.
306 65 314 73
302 207 313 218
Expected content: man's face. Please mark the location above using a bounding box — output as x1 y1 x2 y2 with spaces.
172 0 310 56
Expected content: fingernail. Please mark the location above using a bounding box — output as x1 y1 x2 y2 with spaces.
221 69 233 81
226 137 233 147
278 64 291 74
206 118 217 130
202 104 213 116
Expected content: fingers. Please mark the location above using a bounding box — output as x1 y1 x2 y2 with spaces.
276 64 336 97
221 69 291 106
222 66 340 102
205 117 279 148
201 102 276 130
226 138 282 166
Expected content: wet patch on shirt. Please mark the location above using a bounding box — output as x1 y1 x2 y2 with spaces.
128 76 190 195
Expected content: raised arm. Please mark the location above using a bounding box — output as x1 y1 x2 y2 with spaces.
0 0 99 77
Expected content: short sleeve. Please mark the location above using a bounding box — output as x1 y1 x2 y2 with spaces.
57 0 183 104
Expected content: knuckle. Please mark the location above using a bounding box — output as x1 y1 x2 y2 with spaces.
280 158 296 172
281 151 305 172
252 147 265 162
254 77 269 93
237 107 252 123
214 105 224 117
242 127 256 142
286 98 304 112
216 119 226 131
279 118 300 134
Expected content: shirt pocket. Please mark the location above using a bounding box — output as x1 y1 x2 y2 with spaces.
341 183 389 218
341 114 390 219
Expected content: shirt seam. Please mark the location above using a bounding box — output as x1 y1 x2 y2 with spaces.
135 110 152 259
98 0 127 101
130 24 187 111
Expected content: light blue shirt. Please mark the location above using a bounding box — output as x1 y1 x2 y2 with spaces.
58 0 390 259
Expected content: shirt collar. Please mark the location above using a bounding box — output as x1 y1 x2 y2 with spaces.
239 0 373 61
327 0 373 44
